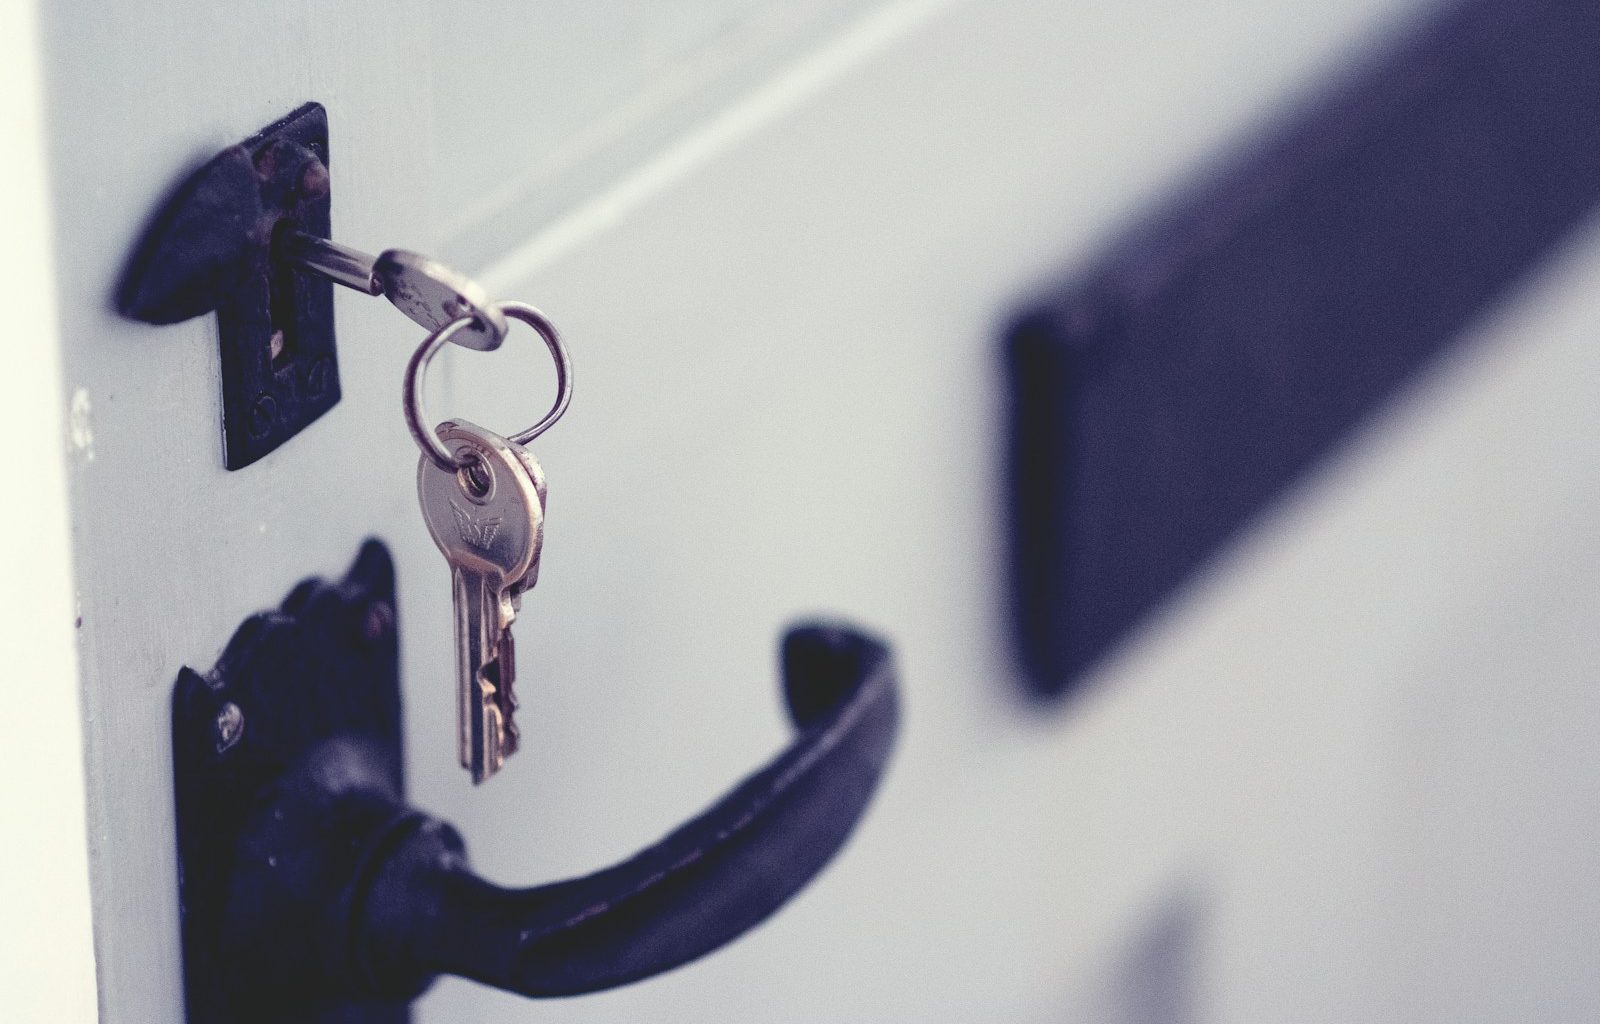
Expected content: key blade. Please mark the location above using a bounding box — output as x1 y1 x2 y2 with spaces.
455 567 517 783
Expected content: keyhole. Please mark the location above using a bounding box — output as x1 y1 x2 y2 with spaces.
267 222 300 372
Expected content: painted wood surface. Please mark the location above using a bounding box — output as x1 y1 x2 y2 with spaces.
38 0 1600 1021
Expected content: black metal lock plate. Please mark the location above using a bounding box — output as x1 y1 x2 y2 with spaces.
118 102 340 469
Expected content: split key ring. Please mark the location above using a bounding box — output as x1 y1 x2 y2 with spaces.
403 300 574 472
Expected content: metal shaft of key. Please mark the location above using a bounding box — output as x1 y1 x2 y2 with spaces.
453 564 518 779
280 231 382 294
277 229 509 350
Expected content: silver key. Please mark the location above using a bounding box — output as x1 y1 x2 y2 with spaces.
417 419 548 783
278 230 508 350
373 249 508 351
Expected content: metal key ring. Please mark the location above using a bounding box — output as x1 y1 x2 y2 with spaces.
404 300 573 472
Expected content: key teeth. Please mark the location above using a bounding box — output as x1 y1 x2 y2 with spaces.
501 705 520 756
492 698 518 761
496 626 519 758
474 648 517 781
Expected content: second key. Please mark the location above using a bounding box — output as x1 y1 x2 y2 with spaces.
417 419 548 783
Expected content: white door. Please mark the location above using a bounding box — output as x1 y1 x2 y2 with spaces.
12 0 1600 1021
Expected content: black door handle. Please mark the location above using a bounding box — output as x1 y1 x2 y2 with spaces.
358 621 897 998
172 542 900 1021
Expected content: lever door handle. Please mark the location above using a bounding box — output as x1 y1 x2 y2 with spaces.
172 542 900 1020
358 623 897 998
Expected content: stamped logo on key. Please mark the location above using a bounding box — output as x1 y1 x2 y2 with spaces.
450 503 503 551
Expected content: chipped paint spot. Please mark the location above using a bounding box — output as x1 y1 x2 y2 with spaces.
68 387 94 461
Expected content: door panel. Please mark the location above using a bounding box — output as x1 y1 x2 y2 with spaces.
45 0 1600 1021
428 0 884 269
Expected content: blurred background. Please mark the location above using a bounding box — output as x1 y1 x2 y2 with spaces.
5 0 1600 1020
